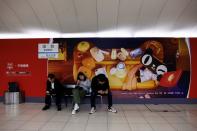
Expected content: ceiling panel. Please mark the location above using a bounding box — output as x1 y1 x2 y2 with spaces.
4 0 43 31
74 0 97 32
137 0 168 30
50 0 78 33
27 0 61 32
172 0 197 30
118 0 143 32
156 0 191 30
0 18 9 32
0 0 196 37
192 24 197 31
0 0 23 32
97 0 119 31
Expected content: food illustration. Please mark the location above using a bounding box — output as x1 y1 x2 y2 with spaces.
77 41 90 52
168 74 175 82
117 52 127 61
122 64 143 90
74 41 164 90
111 49 117 60
121 48 129 56
90 47 105 62
110 67 117 75
82 57 96 70
130 48 143 58
100 50 110 55
115 62 127 78
159 69 183 88
117 62 125 69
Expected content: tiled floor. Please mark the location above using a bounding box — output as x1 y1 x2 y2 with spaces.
0 103 197 131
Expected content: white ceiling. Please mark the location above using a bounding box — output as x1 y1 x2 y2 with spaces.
0 0 197 38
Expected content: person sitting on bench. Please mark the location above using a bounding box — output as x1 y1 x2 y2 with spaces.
72 72 91 115
42 74 63 111
89 74 117 114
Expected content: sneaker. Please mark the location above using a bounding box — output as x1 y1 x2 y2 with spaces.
72 109 76 115
108 107 117 113
57 106 61 111
42 105 50 111
89 107 96 114
71 103 79 115
74 103 79 111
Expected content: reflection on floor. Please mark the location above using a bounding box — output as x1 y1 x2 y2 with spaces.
0 103 197 131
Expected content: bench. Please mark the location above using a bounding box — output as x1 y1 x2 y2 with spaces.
63 84 103 106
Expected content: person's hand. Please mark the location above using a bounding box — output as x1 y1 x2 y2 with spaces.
46 91 50 94
98 90 104 94
76 80 80 85
104 89 108 94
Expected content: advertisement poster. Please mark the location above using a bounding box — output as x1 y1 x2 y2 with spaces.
48 38 190 99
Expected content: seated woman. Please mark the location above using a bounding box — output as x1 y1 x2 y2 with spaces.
72 72 91 115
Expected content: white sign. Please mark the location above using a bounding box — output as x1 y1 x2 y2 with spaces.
38 44 59 59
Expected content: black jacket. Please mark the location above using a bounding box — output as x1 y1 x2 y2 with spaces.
46 79 63 95
91 75 110 92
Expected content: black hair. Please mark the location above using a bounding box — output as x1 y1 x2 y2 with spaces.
48 74 55 79
77 72 87 81
96 74 107 82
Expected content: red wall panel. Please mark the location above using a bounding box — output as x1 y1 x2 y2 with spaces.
0 39 48 97
189 38 197 98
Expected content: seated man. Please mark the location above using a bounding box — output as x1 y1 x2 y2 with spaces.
89 74 117 114
42 74 63 111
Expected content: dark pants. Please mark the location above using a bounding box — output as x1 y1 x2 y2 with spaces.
72 87 86 104
91 90 113 108
45 93 61 108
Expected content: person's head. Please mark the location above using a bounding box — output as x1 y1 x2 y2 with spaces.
96 74 107 84
77 72 87 81
48 74 55 83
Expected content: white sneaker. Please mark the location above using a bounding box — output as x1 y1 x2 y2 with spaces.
108 107 117 113
71 103 79 115
72 109 76 115
89 107 96 114
74 103 79 111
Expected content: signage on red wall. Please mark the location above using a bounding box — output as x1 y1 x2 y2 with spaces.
38 43 59 59
6 62 31 76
